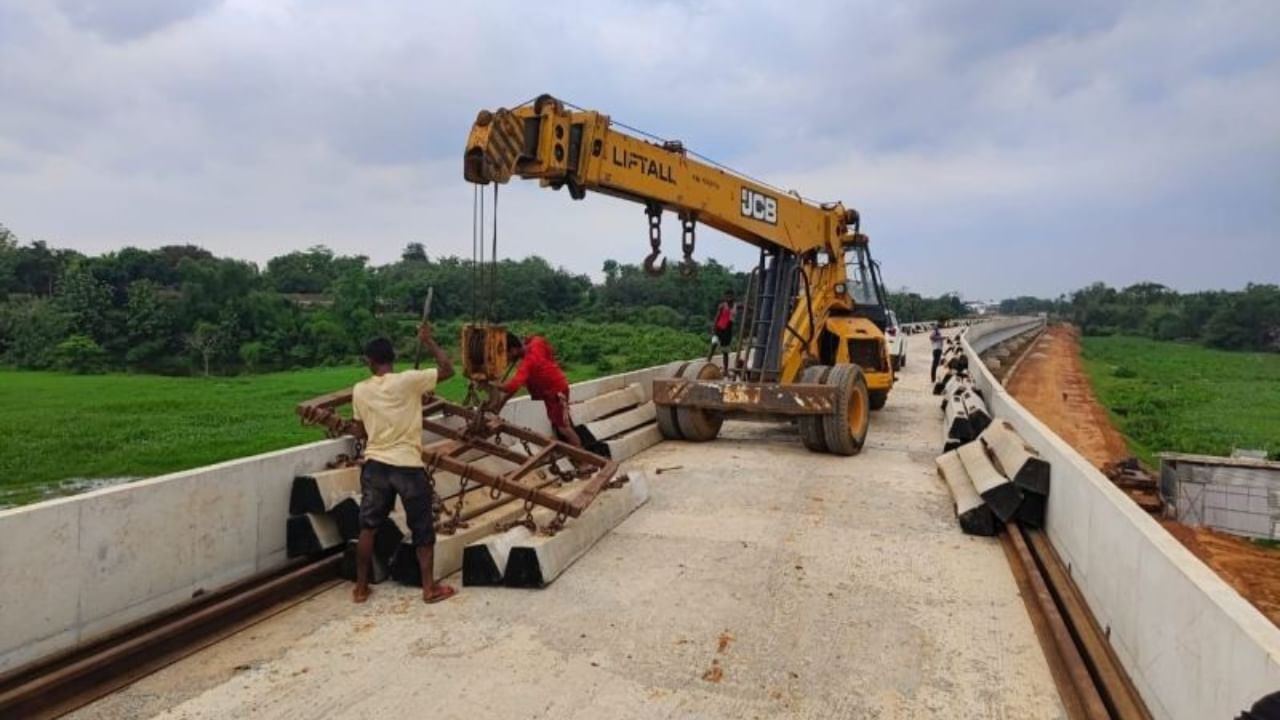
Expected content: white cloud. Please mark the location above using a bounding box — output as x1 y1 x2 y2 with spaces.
0 0 1276 297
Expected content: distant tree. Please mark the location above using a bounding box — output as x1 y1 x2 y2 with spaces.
55 263 113 342
53 334 108 374
186 321 223 376
0 224 16 298
238 341 266 372
265 245 337 294
124 279 175 369
401 242 428 262
0 298 68 368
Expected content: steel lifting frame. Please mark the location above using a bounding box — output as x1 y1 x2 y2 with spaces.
295 392 621 526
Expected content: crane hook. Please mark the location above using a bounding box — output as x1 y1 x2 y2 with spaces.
644 204 666 276
644 250 667 276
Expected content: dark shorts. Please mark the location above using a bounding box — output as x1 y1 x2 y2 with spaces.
359 460 435 547
715 326 733 348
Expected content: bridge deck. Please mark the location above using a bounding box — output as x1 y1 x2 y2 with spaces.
76 334 1064 719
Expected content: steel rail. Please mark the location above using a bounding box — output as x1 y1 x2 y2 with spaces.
0 554 342 719
1003 522 1152 720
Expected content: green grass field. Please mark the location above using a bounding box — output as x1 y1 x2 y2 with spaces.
0 363 600 507
1080 336 1280 466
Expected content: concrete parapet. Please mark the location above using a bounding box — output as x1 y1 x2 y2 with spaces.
963 317 1280 720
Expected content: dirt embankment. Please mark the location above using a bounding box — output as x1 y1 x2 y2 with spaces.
1006 325 1280 627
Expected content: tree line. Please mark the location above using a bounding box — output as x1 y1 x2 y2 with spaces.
1000 282 1280 352
0 224 983 375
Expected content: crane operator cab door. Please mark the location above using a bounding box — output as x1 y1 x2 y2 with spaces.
818 242 895 411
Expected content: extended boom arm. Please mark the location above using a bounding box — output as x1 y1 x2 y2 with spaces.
463 94 861 273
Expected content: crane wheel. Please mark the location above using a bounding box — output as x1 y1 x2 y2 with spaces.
674 361 724 442
822 364 869 456
869 390 888 411
654 363 689 440
797 365 830 453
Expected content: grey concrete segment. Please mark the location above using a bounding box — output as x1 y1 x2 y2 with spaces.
982 419 1050 496
957 439 1023 522
462 526 533 586
964 318 1280 720
72 332 1065 720
935 450 997 536
285 512 343 558
943 394 974 446
585 402 656 441
288 466 360 515
503 473 651 588
571 383 647 424
605 422 664 461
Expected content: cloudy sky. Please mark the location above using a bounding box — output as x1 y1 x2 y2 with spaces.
1 0 1276 298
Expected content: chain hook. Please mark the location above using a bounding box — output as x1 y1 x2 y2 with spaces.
643 203 665 276
679 213 697 277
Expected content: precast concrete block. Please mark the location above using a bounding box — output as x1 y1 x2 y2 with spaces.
503 473 650 588
462 526 534 586
571 384 646 424
957 441 1023 522
935 450 997 536
585 402 656 443
606 423 663 462
982 419 1051 496
289 466 360 515
286 513 344 558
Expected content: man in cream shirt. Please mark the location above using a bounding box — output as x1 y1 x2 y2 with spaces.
350 322 456 604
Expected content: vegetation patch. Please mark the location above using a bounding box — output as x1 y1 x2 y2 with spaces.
1080 336 1280 466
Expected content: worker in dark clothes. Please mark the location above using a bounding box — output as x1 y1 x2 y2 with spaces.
488 332 583 448
709 289 737 374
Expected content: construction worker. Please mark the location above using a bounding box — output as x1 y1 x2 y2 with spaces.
350 323 457 605
488 332 582 449
709 289 736 374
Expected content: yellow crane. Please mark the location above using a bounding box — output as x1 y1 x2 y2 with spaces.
462 94 895 455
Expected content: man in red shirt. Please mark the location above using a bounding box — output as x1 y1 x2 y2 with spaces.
709 289 737 374
488 332 583 448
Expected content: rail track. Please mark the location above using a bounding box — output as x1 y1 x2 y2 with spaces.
0 553 342 720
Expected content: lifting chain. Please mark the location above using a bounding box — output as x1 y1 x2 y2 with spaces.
441 470 471 536
680 213 697 277
542 509 570 536
643 203 665 276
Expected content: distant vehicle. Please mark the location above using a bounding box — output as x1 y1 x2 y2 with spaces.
886 310 906 370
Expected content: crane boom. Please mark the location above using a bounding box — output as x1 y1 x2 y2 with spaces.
463 95 861 262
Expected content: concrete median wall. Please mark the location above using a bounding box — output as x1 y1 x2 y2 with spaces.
0 361 682 673
964 318 1280 720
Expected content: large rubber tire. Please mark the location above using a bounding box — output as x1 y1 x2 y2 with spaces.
822 364 870 456
654 363 689 440
675 361 724 442
797 365 829 453
869 390 888 411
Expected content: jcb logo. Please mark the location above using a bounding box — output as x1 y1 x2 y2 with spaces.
741 188 778 225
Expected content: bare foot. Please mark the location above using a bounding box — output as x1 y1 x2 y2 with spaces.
424 584 457 604
352 585 371 604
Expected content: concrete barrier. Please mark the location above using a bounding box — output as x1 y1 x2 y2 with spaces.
963 318 1280 720
0 361 682 672
0 436 352 671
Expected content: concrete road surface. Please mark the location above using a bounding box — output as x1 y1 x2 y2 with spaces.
78 333 1064 719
